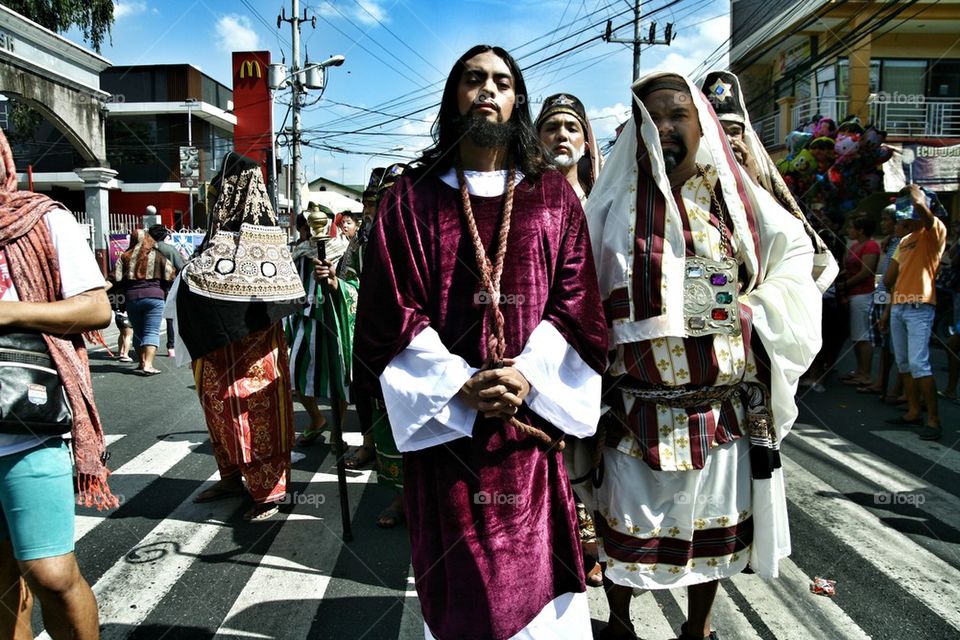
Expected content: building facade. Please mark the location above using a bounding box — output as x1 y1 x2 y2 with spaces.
731 0 960 213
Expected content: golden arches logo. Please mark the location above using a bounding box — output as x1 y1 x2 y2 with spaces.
239 59 262 80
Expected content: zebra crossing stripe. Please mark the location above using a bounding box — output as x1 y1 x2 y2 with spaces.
585 586 676 636
671 584 763 640
784 456 960 629
73 437 200 542
791 423 960 534
214 452 366 639
873 429 960 476
36 471 228 640
729 557 871 639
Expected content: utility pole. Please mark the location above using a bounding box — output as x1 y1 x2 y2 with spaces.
603 0 675 82
277 0 310 222
273 5 342 221
186 99 194 226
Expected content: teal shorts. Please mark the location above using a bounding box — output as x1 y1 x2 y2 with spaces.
0 439 76 561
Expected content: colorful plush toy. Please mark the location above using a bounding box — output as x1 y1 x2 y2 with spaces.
834 133 860 162
785 130 813 157
814 118 837 139
809 137 837 174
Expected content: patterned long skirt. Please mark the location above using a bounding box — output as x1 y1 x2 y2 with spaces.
194 323 294 504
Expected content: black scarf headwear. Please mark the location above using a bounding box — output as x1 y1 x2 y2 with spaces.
535 93 603 195
177 153 301 360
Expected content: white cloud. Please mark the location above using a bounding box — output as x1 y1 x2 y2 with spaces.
114 1 147 19
647 15 730 80
215 15 260 53
354 0 387 25
318 0 389 27
587 103 631 144
397 109 436 139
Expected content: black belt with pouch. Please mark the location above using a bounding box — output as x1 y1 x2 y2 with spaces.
0 331 73 435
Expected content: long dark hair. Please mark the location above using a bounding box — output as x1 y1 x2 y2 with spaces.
414 45 550 179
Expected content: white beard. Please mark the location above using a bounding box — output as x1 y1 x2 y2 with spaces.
550 144 585 169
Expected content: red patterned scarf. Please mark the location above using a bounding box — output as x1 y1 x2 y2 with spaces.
0 129 116 510
115 230 175 282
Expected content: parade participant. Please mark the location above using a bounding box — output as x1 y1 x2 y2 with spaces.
536 91 605 587
882 184 947 441
287 212 329 445
0 128 116 640
113 229 176 375
352 164 410 527
287 201 357 449
353 45 608 639
536 93 601 204
701 70 837 294
167 152 304 522
338 210 361 240
586 73 822 640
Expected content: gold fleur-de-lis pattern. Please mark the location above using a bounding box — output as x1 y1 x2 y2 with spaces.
610 170 750 472
596 544 754 587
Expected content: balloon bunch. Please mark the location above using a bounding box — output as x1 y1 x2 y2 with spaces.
777 114 893 216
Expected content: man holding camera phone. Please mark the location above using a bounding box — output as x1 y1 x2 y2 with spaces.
881 184 947 441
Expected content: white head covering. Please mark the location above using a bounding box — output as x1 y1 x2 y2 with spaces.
585 72 764 345
586 71 827 580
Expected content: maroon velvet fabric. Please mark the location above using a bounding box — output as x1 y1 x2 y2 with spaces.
353 169 607 639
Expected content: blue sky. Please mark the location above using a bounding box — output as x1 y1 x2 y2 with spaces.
73 0 730 187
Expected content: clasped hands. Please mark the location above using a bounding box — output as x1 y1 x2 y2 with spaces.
458 358 531 420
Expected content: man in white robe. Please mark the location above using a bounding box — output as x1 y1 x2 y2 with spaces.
585 73 823 640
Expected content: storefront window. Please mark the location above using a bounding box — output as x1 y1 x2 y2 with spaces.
881 59 927 98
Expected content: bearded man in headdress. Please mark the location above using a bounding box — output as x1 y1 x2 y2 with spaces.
536 93 602 205
353 45 608 639
586 73 823 640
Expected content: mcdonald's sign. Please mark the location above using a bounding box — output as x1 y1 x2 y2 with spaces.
232 51 272 182
238 59 262 80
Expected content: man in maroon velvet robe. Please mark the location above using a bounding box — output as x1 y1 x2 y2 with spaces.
353 45 608 640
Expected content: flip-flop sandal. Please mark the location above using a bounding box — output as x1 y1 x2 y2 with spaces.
843 377 871 386
118 355 134 363
856 386 883 394
376 507 406 529
344 445 376 470
297 424 328 447
919 426 943 441
194 484 246 503
243 503 279 522
139 369 162 376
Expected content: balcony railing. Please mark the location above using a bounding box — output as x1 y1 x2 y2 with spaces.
753 111 781 148
754 96 960 150
871 98 960 138
791 97 848 130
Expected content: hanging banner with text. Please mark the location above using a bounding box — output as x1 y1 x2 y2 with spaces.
898 142 960 192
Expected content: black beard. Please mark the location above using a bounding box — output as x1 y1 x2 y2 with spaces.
456 111 515 148
662 138 688 174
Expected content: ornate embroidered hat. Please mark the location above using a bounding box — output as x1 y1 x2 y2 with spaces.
701 70 746 125
535 93 589 138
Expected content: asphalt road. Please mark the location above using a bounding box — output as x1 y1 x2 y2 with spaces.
25 327 960 639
